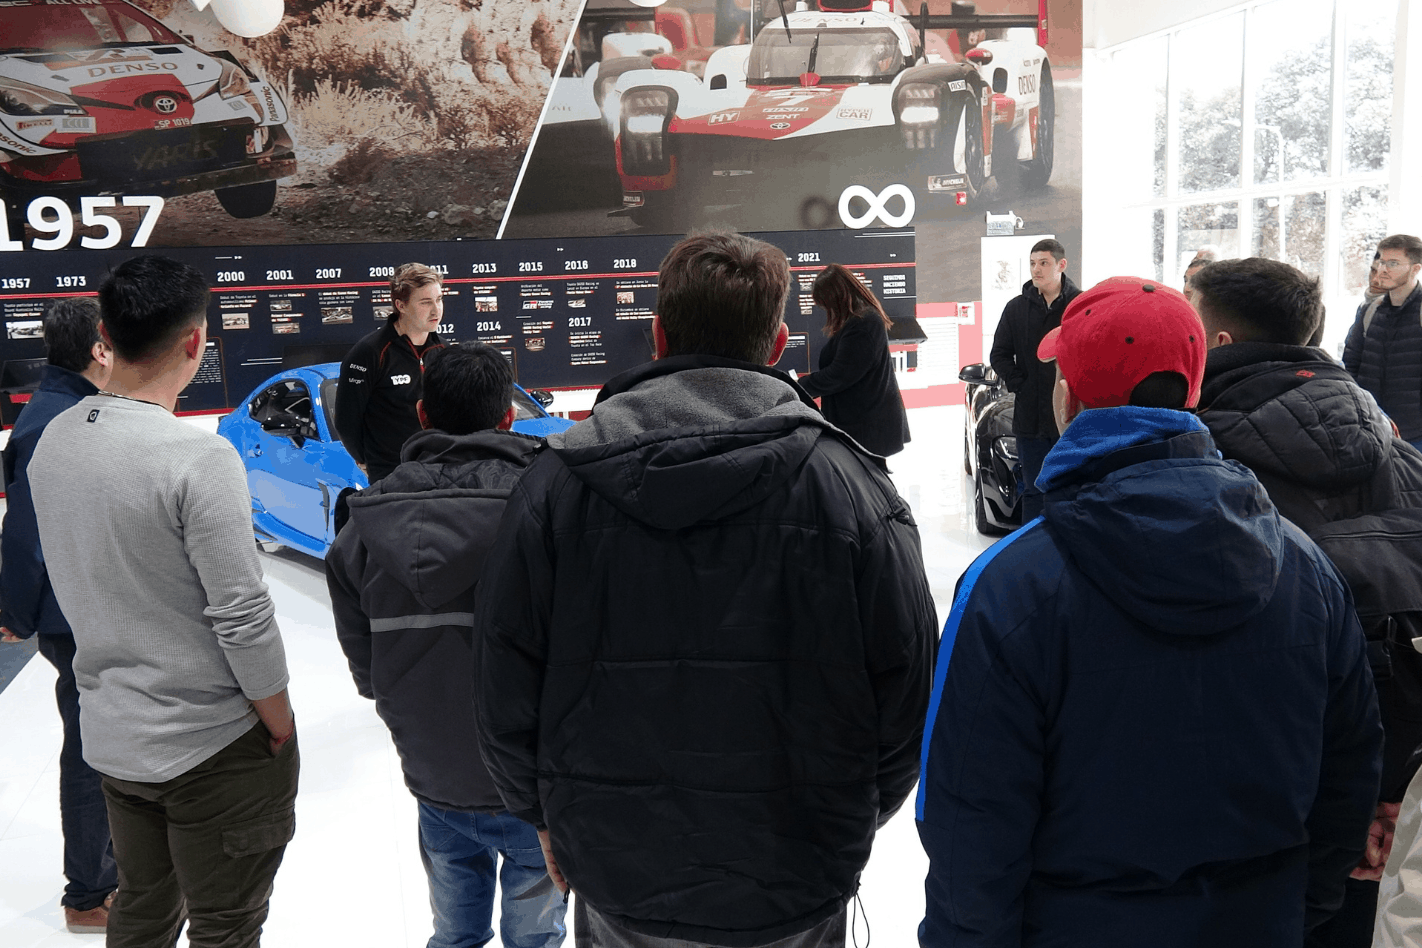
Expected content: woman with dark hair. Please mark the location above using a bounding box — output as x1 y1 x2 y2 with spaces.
798 263 910 456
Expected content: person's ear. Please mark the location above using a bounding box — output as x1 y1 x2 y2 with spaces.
1211 329 1233 348
652 313 669 360
1057 257 1068 275
767 322 789 366
496 406 515 431
1053 376 1082 434
416 399 430 430
184 325 203 360
91 340 111 369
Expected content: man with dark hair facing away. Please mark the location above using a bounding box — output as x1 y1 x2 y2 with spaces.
325 344 566 948
919 276 1381 947
0 297 116 934
1344 234 1422 451
1192 256 1422 947
989 238 1081 522
476 231 937 947
29 255 298 948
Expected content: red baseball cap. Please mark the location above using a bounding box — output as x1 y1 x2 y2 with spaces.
1037 276 1207 409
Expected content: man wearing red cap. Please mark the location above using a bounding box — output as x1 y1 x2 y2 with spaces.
916 277 1383 947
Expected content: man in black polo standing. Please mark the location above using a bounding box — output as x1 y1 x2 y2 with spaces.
989 238 1080 523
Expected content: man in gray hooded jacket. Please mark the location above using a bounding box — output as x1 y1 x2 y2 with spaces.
325 344 565 948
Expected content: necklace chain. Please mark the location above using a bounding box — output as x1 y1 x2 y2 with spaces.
98 391 168 411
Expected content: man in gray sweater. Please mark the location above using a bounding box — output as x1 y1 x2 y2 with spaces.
30 255 298 948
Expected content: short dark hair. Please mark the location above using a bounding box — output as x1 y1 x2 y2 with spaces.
421 344 512 435
1379 234 1422 266
1188 257 1322 346
1129 371 1189 409
1031 239 1066 262
43 297 102 373
656 231 790 364
98 256 209 362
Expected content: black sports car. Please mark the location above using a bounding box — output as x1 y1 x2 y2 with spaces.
959 362 1021 534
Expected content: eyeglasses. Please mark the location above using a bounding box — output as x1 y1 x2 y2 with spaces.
1372 259 1413 272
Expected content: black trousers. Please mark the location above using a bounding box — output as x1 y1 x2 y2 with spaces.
101 721 300 948
35 632 117 911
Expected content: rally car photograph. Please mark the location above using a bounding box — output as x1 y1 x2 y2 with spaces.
606 0 1051 231
0 0 296 238
218 362 573 560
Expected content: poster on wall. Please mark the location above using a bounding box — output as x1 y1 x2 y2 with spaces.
501 0 1081 306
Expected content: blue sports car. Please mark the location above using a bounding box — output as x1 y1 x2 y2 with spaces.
218 361 573 559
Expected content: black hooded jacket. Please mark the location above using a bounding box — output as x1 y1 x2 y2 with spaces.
325 427 544 813
989 275 1081 440
1198 342 1422 799
474 355 937 947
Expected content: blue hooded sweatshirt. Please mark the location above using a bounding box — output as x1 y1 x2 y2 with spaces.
917 407 1382 947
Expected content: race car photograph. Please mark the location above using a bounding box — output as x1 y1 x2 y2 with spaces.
503 0 1067 241
0 0 297 240
218 361 573 559
959 360 1022 535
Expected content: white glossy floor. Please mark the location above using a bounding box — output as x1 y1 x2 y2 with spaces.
0 405 994 947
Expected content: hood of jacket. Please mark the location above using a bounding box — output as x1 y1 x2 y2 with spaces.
552 355 866 530
1198 342 1395 494
1039 406 1283 636
345 428 543 609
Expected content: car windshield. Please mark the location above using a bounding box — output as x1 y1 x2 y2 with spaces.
1 4 180 52
746 27 903 83
512 387 543 422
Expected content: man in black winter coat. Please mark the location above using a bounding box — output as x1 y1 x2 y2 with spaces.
474 232 937 948
326 345 566 948
1193 257 1422 948
988 238 1081 522
1344 235 1422 452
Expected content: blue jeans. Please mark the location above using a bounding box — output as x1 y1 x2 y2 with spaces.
418 804 566 948
1016 434 1056 524
36 633 117 911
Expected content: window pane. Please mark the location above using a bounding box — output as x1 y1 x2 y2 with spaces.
1179 203 1240 270
1340 184 1389 296
1153 209 1166 284
1252 192 1327 275
1175 14 1243 194
1345 0 1395 174
1110 37 1168 200
1249 0 1333 185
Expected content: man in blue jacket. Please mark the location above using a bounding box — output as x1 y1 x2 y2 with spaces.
918 276 1383 947
0 297 115 933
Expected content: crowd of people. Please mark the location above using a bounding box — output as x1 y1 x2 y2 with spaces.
2 229 1422 948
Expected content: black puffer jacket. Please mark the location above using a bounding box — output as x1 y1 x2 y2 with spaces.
799 312 910 456
1344 283 1422 440
1198 341 1422 800
326 427 544 812
475 356 937 947
989 275 1081 440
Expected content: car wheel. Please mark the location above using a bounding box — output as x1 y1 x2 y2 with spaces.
216 180 278 219
1019 63 1055 189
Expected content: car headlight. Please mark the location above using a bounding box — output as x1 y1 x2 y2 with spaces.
219 60 253 99
0 76 80 116
993 436 1018 461
620 88 676 176
895 82 941 149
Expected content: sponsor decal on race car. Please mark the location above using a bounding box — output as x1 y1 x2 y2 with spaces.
708 111 741 125
836 108 872 121
59 116 95 133
16 119 54 131
770 122 791 130
927 174 968 191
0 129 44 155
762 106 809 112
948 80 968 92
84 61 180 78
153 118 192 130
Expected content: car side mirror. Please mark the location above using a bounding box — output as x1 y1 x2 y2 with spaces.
529 389 555 409
959 363 987 383
261 414 306 448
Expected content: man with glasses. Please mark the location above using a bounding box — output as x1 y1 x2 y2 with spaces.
1344 235 1422 450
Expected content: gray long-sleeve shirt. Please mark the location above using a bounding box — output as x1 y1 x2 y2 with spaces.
31 395 288 782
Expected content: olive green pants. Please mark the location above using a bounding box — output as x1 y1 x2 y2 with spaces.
100 722 300 948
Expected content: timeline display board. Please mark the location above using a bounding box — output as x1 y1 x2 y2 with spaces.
0 229 914 413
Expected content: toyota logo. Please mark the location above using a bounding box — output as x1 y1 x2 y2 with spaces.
154 95 179 115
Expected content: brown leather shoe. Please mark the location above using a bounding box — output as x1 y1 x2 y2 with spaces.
64 903 108 934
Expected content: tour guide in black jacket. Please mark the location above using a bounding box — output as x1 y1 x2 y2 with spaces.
335 319 445 482
475 352 937 944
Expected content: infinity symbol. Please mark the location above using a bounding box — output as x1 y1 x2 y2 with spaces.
838 184 915 228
